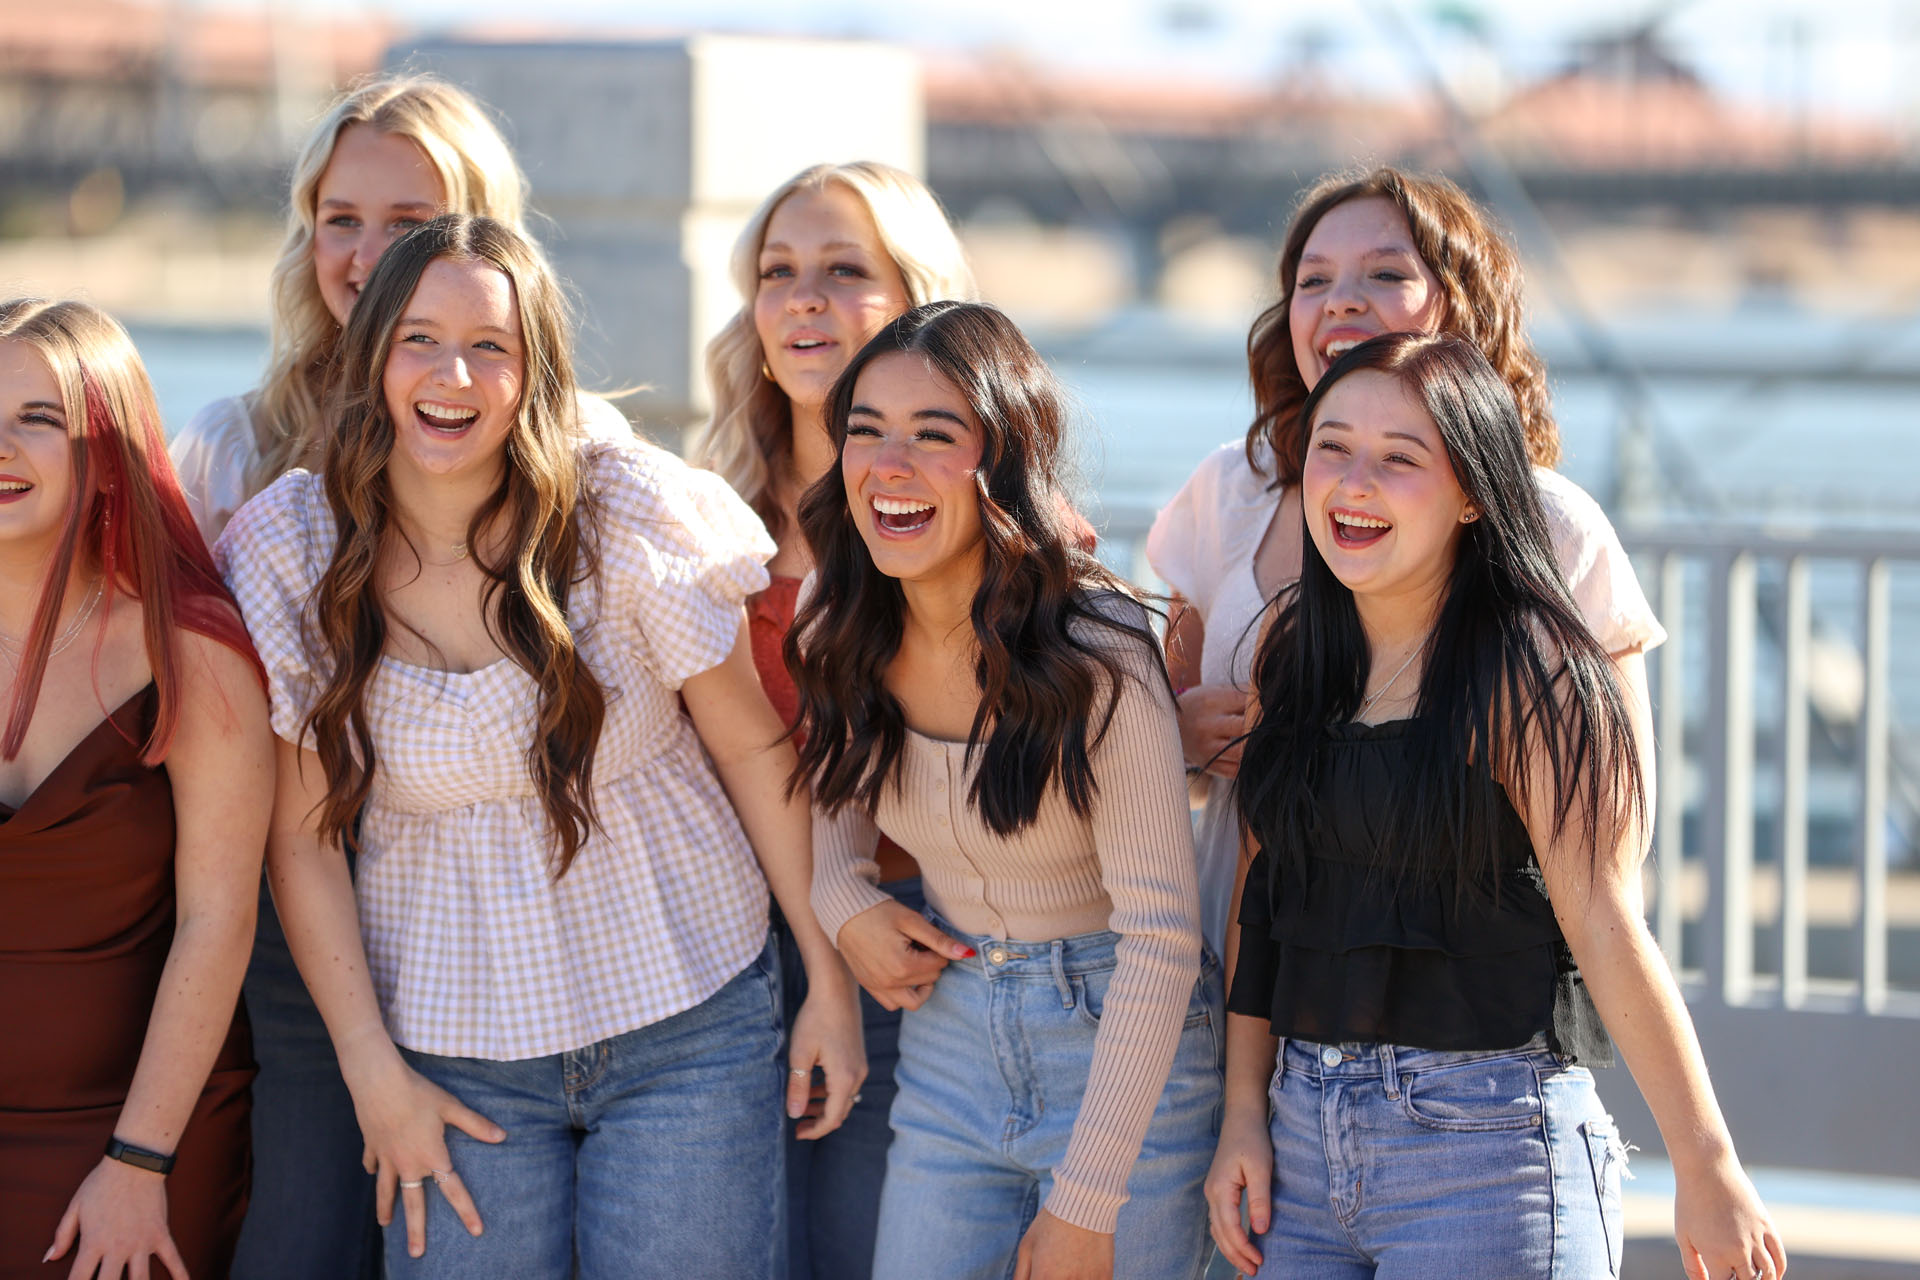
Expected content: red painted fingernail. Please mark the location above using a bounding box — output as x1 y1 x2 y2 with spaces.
959 946 975 957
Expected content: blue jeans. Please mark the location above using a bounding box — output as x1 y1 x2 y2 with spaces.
384 938 787 1279
778 877 924 1280
872 920 1221 1280
231 875 381 1280
1252 1036 1626 1279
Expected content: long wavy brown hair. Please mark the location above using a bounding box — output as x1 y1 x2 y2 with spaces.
787 302 1165 836
0 299 264 762
1246 166 1557 488
302 214 606 875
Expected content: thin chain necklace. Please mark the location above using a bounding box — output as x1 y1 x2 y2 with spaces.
0 577 105 658
1359 635 1426 719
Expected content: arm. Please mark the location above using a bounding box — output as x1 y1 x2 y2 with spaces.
680 616 866 1139
815 801 972 1013
1205 1010 1280 1275
267 735 501 1260
47 635 271 1279
1521 676 1784 1280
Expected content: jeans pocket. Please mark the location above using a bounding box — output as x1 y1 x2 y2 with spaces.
1069 962 1210 1030
1399 1053 1545 1132
1582 1117 1626 1276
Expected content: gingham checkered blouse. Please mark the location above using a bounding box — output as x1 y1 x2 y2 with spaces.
217 443 775 1061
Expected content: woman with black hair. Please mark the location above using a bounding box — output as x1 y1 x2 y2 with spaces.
794 301 1216 1280
1204 332 1783 1280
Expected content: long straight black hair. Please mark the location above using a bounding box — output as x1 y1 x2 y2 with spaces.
787 301 1165 835
1239 331 1644 894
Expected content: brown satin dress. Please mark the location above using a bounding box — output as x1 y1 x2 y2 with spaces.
0 684 253 1278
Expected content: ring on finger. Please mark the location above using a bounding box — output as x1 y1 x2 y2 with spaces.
430 1168 453 1183
399 1178 426 1189
788 1067 809 1077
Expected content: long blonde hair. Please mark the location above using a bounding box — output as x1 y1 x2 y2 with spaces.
689 161 976 537
248 73 528 498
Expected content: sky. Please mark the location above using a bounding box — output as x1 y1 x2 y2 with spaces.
335 0 1920 122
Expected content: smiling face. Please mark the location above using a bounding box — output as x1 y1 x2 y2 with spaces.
754 183 913 411
1289 197 1446 392
841 350 986 589
380 256 524 488
312 123 446 327
0 339 76 562
1302 368 1475 612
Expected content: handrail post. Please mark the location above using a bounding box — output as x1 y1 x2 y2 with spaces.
1860 558 1890 1014
1656 552 1688 967
1780 556 1810 1008
1722 553 1756 1006
1697 550 1732 1007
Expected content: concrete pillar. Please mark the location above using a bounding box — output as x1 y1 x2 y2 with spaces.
392 35 923 446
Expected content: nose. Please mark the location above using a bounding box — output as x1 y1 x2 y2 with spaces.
1323 271 1365 316
870 435 914 482
431 349 473 389
350 226 397 279
785 267 827 314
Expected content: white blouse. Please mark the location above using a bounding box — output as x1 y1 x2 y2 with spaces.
172 390 636 547
217 443 774 1061
1146 440 1668 959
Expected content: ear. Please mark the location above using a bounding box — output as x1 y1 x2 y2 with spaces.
1459 505 1478 524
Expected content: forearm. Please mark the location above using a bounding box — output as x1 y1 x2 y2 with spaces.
713 745 843 974
111 909 255 1153
1222 1012 1278 1126
1570 900 1736 1172
267 833 400 1080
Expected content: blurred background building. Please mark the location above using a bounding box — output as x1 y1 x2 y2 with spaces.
2 1 1916 1273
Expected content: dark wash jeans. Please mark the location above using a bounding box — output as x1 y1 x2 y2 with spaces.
776 877 925 1280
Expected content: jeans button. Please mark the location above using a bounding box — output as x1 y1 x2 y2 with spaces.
986 947 1009 965
1320 1045 1342 1067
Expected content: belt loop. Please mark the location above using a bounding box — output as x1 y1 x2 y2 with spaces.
1379 1043 1401 1098
1050 939 1072 1009
1273 1037 1289 1091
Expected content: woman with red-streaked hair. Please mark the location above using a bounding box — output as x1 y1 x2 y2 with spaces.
0 298 273 1280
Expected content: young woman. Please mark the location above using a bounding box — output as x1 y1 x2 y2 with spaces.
216 214 862 1278
692 159 975 1280
0 299 271 1279
796 301 1215 1280
1146 167 1664 962
170 73 633 1279
1204 332 1784 1280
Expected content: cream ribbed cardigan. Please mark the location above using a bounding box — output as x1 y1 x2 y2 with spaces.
811 617 1203 1234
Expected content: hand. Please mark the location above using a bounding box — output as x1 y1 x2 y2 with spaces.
344 1052 505 1260
1675 1155 1786 1280
787 963 867 1140
1177 685 1249 779
1203 1109 1273 1276
1013 1208 1114 1280
45 1157 188 1280
836 898 973 1011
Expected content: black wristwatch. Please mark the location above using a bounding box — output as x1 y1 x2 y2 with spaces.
104 1137 175 1175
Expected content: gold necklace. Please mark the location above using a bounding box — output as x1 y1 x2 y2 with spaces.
0 577 105 658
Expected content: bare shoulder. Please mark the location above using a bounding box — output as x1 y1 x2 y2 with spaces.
168 622 270 750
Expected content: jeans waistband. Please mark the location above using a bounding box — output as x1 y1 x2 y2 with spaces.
1277 1034 1553 1088
926 910 1123 980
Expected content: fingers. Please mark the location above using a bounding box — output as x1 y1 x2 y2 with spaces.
785 1062 812 1121
1012 1228 1033 1280
131 1252 152 1280
435 1168 485 1239
1204 1171 1262 1276
900 913 974 963
442 1097 506 1145
43 1199 78 1263
401 1175 429 1259
1765 1229 1787 1278
64 1241 97 1280
374 1160 398 1228
1681 1245 1709 1280
156 1236 192 1280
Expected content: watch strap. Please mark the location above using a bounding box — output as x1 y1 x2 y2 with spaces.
104 1137 176 1175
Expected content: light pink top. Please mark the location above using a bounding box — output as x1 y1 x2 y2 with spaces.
811 600 1202 1233
217 443 775 1061
1146 440 1668 959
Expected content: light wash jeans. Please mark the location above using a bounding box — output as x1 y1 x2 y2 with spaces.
872 918 1221 1280
384 937 787 1279
1252 1036 1627 1279
778 877 925 1280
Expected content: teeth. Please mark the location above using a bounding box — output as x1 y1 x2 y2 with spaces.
0 481 29 492
791 339 826 350
1324 339 1362 359
416 402 478 422
1337 513 1391 529
873 496 933 516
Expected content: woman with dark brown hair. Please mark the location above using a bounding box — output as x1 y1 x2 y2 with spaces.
0 298 270 1279
796 301 1215 1280
1146 166 1665 964
216 214 861 1277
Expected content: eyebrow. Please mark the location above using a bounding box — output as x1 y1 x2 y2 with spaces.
761 240 867 256
18 400 64 413
1299 246 1419 264
398 317 517 337
318 198 438 213
1315 419 1433 449
847 404 972 429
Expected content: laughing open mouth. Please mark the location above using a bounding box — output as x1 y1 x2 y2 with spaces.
873 495 935 533
415 401 479 434
1331 510 1391 547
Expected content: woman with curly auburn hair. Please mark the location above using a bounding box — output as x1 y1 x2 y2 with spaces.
691 159 976 1280
0 298 270 1280
169 73 636 1279
796 302 1216 1280
216 214 861 1278
1145 166 1666 966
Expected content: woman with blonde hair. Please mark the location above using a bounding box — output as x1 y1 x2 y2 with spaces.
0 298 270 1278
690 160 975 1280
218 213 861 1277
169 71 628 1279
